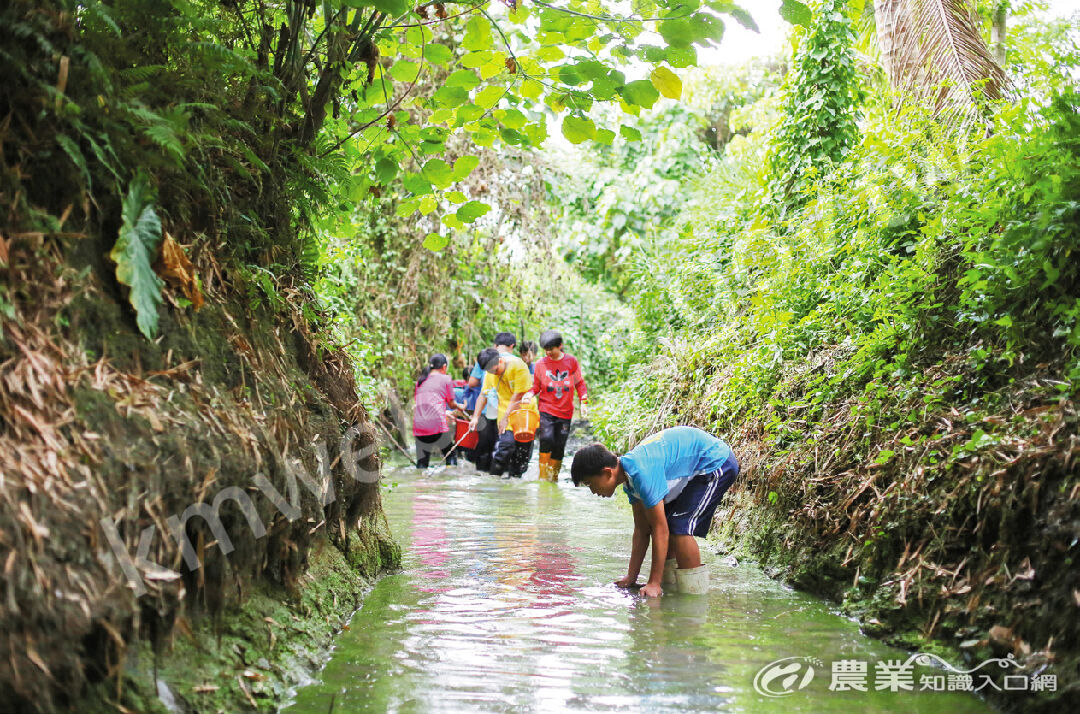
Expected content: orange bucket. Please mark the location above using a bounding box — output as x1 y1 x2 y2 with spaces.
508 408 539 443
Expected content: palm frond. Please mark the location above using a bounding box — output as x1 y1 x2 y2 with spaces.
873 0 1008 124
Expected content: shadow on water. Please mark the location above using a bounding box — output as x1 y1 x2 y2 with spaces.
288 444 992 713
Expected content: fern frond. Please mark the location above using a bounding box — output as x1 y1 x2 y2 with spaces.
55 134 92 191
80 0 122 37
143 123 185 161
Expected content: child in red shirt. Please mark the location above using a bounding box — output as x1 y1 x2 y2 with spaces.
531 330 588 482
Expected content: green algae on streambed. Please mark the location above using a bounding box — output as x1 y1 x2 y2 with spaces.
288 466 996 713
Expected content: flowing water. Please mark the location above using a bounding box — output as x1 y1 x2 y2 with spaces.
288 464 991 713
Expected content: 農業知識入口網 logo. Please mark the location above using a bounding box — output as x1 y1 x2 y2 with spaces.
753 652 1057 698
752 656 821 697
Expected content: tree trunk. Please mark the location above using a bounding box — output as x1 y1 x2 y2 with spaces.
871 0 1008 123
992 2 1007 66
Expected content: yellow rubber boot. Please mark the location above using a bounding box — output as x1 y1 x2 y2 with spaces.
538 452 551 482
549 458 563 482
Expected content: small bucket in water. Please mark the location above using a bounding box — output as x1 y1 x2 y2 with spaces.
454 418 479 448
508 408 538 443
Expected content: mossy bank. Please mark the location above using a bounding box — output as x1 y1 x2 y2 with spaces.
1 227 402 712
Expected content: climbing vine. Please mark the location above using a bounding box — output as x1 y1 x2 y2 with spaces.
767 0 862 210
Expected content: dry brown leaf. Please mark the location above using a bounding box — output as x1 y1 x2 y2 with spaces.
26 646 52 677
238 676 257 708
0 233 9 265
155 233 204 310
192 684 219 694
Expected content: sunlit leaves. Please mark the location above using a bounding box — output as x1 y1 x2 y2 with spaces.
445 69 481 90
402 172 431 195
432 85 469 109
389 61 420 82
462 16 491 52
371 0 409 15
495 108 527 129
594 128 616 145
452 155 480 181
423 158 454 189
374 157 398 183
779 0 813 27
456 200 491 223
418 195 438 215
621 80 660 109
562 115 596 144
474 85 504 109
423 43 453 66
423 232 450 251
650 67 682 99
620 125 643 142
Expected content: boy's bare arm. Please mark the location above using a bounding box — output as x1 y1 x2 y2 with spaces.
616 501 651 587
640 502 668 597
469 392 488 430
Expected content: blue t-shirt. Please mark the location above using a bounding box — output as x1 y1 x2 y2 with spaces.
621 426 732 508
464 362 485 411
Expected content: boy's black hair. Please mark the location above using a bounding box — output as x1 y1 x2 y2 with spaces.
477 347 501 371
539 330 563 350
520 340 537 356
493 331 516 347
570 443 619 485
462 367 471 380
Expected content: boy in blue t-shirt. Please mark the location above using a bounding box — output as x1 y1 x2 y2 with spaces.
570 426 739 597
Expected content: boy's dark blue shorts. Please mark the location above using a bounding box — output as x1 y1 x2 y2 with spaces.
665 451 739 537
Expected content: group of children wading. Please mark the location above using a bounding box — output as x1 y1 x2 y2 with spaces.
410 330 741 596
412 330 587 481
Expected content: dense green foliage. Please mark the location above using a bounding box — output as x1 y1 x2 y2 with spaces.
767 0 862 209
1 0 781 358
545 3 1080 457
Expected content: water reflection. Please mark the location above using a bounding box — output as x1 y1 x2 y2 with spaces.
288 468 990 713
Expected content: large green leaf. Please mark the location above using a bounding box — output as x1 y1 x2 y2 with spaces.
374 157 398 183
779 0 812 27
462 16 491 52
389 61 421 82
445 69 481 90
423 158 454 189
621 80 660 109
658 18 696 49
457 200 491 223
650 67 682 99
423 232 450 251
371 0 409 16
110 172 164 339
449 155 479 181
423 43 454 66
561 115 595 144
433 85 470 108
474 85 505 109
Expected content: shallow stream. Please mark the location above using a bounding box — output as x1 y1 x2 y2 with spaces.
289 463 991 713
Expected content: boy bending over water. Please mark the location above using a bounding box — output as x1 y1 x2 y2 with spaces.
570 427 739 596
